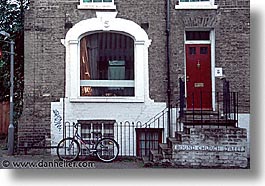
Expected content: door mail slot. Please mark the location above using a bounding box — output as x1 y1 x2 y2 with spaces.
194 83 204 88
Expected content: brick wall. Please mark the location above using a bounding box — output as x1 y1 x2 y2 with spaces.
19 0 250 149
174 126 248 168
170 0 250 113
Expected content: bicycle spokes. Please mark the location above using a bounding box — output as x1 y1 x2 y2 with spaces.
57 138 80 161
95 138 119 162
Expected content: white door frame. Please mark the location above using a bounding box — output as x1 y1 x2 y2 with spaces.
184 29 216 110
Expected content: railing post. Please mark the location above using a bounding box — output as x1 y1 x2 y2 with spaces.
132 122 135 156
179 78 185 119
192 93 195 125
237 92 239 127
120 122 122 157
200 91 203 125
217 92 220 123
233 92 236 126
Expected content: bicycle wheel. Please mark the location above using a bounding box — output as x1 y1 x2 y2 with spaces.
95 138 119 162
57 138 80 161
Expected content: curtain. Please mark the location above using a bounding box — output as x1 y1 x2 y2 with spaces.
80 37 92 96
80 35 99 96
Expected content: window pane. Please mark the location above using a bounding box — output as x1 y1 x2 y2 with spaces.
189 47 196 55
81 87 134 96
80 32 134 97
200 47 208 54
186 31 210 40
83 0 92 2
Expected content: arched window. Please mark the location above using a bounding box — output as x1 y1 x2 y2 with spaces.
64 14 151 102
80 32 135 97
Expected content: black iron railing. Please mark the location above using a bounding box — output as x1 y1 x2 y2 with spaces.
63 119 168 158
178 78 239 128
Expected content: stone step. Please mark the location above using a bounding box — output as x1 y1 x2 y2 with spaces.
182 119 237 127
167 137 181 148
159 143 171 154
142 156 153 167
149 149 163 163
183 110 219 115
175 132 191 142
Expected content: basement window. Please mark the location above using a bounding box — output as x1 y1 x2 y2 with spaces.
78 120 115 155
136 128 163 157
78 0 116 9
175 0 217 9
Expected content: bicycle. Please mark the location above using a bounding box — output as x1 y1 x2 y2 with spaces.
57 122 119 162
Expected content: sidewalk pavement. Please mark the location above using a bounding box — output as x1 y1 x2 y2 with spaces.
0 142 145 169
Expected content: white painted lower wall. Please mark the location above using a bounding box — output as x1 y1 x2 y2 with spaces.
50 99 250 157
50 98 167 155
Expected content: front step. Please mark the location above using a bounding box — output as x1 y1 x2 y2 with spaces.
167 137 181 148
183 119 237 127
149 149 163 163
142 156 153 167
183 110 219 116
159 143 172 159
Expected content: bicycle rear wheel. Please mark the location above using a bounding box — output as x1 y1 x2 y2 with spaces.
57 138 80 161
95 138 119 162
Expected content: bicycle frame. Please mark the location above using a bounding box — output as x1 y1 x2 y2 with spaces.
58 122 119 162
71 122 99 154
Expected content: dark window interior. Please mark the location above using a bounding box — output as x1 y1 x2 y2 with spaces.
78 120 115 155
136 128 163 157
80 32 135 97
186 31 210 40
200 47 208 54
189 47 196 55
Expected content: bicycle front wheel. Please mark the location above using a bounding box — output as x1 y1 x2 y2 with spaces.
57 138 80 161
95 138 119 162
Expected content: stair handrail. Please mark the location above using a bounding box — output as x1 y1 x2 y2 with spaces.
141 107 168 128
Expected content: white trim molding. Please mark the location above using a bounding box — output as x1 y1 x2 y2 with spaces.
64 12 152 103
175 0 218 10
78 0 116 10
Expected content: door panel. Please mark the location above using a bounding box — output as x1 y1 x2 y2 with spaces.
186 44 212 110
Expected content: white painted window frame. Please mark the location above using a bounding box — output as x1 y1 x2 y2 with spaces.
80 80 135 88
78 0 116 10
175 0 217 9
63 12 152 103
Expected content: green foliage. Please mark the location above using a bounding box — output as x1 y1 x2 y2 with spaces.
0 0 29 123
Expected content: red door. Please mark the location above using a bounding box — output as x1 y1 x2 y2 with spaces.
186 44 212 110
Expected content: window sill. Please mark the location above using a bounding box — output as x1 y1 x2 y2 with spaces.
69 97 144 103
175 5 218 10
77 4 116 10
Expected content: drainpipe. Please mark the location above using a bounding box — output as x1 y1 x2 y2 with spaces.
166 0 171 137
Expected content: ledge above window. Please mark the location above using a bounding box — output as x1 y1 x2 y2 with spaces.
175 0 218 10
69 97 144 103
78 0 116 10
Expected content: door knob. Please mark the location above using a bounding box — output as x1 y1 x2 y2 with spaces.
197 60 201 69
186 76 190 82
